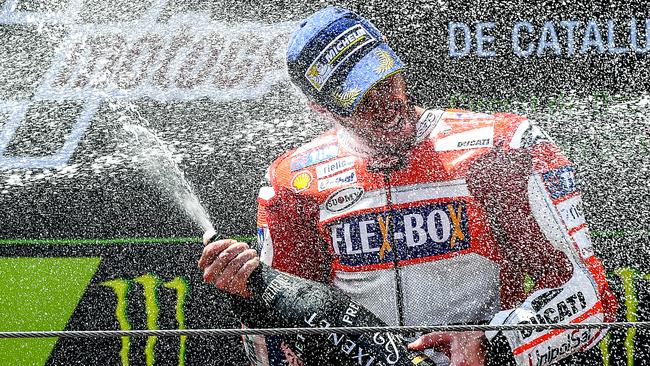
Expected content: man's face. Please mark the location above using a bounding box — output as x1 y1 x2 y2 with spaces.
336 73 416 156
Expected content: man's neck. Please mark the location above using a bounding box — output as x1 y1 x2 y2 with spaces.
337 105 426 172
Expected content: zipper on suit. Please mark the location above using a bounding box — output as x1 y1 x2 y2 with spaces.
383 171 405 327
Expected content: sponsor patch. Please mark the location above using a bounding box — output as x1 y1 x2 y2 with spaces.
435 126 494 151
415 109 443 141
290 145 339 171
456 138 491 148
517 290 588 339
529 329 594 366
324 186 364 213
292 135 338 155
329 202 470 267
316 156 356 178
305 24 376 91
542 166 577 200
291 171 313 192
317 169 357 191
556 196 585 231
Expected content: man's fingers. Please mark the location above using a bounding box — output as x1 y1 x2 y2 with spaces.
202 242 248 282
407 332 450 351
215 249 258 288
202 243 244 282
198 239 236 269
407 339 425 351
228 257 260 297
198 237 260 297
408 331 485 366
199 239 232 268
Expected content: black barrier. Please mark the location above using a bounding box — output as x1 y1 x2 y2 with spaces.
0 241 649 365
2 240 637 366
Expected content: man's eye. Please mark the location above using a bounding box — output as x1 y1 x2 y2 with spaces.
360 101 378 114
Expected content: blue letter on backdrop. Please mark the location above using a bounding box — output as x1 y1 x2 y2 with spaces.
537 21 561 56
476 22 497 57
448 22 471 57
512 21 534 57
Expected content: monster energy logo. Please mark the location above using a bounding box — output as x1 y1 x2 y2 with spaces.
599 268 650 366
101 274 189 366
59 265 650 365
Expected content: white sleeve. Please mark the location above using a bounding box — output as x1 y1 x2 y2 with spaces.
486 165 608 366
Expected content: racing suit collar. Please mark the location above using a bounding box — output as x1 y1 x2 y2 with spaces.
336 107 443 170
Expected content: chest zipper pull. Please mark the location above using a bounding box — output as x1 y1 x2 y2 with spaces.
383 171 406 327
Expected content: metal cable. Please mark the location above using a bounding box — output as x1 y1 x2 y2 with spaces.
1 322 649 339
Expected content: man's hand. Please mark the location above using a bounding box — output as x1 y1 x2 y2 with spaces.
408 331 486 366
199 229 260 297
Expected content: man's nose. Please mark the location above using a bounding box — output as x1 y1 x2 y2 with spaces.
388 99 403 112
378 100 404 121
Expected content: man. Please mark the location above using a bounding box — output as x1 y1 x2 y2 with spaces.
199 7 617 366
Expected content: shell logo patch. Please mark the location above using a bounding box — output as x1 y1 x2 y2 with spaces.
291 171 313 192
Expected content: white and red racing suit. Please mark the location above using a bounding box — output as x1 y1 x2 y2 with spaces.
244 109 617 366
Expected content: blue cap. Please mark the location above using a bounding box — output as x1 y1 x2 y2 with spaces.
287 7 405 117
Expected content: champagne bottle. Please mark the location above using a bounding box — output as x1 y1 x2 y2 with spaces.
230 262 434 366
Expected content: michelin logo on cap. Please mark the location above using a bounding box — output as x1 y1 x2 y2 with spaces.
305 24 376 91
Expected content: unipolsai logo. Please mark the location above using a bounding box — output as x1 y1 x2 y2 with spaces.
0 0 295 169
101 274 189 366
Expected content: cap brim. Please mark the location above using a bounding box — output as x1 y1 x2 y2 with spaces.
329 43 405 117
